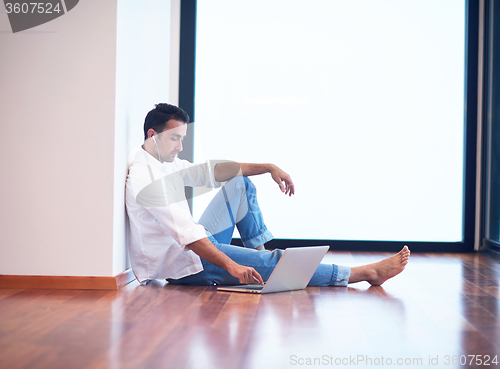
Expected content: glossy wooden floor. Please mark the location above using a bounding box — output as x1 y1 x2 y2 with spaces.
1 251 500 369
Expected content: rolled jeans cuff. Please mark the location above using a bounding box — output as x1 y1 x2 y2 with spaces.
329 264 351 287
241 227 274 249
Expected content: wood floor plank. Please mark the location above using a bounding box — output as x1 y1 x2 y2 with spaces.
0 288 23 300
86 285 207 369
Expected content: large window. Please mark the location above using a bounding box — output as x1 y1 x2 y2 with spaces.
186 0 477 250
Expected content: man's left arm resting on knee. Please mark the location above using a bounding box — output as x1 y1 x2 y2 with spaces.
186 237 264 285
214 162 295 196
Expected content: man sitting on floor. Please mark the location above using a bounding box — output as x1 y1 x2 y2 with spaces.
125 103 410 286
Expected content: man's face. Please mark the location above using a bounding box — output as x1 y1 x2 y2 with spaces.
155 119 187 162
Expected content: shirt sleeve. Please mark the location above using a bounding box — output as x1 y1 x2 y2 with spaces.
146 202 207 247
176 159 222 189
133 170 208 248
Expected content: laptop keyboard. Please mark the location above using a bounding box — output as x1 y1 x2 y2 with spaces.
239 284 264 290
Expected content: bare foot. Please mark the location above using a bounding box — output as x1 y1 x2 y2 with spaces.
349 246 410 286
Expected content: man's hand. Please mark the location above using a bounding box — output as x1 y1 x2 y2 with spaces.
269 165 295 196
228 264 264 285
187 237 264 285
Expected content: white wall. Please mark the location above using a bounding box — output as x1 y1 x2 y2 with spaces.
114 0 177 275
0 0 178 277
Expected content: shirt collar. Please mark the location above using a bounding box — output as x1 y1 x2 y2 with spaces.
134 145 180 177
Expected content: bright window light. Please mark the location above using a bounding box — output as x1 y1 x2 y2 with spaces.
194 0 465 242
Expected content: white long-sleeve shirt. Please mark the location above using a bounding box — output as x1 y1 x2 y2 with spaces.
125 146 221 283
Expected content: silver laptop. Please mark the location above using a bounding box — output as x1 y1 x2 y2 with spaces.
217 245 329 294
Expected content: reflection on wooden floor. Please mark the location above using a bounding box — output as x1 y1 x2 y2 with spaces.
1 251 500 369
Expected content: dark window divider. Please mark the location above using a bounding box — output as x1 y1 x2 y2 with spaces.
179 0 197 211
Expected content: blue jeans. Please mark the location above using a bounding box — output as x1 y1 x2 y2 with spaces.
167 176 351 286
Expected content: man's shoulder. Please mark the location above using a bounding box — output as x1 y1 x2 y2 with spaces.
126 146 155 195
127 145 144 166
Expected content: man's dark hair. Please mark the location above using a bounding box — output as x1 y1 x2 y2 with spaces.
143 103 190 140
